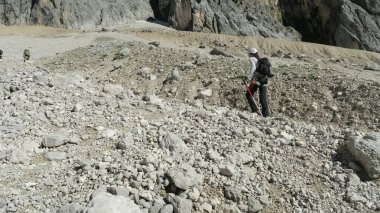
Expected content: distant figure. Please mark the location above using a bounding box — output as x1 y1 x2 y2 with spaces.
0 49 3 59
23 49 30 62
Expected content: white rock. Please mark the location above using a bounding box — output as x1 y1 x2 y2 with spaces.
42 129 69 148
103 84 124 95
347 132 380 179
45 151 66 161
84 192 141 213
347 192 366 203
138 67 152 79
8 149 29 164
200 203 213 213
247 198 263 213
119 48 130 57
170 196 192 213
200 89 213 97
160 132 189 155
116 134 134 150
167 163 204 190
206 150 222 161
139 191 153 201
102 130 118 140
160 204 174 213
72 103 83 112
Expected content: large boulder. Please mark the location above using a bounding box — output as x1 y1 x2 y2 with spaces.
347 132 380 179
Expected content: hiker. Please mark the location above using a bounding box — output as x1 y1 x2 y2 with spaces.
0 49 3 59
23 49 30 62
245 48 273 117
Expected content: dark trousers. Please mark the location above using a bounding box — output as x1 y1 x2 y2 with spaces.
245 83 269 117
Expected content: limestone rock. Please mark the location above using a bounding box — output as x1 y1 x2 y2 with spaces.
160 132 189 154
45 151 67 161
166 163 204 190
42 129 69 148
347 132 380 179
84 192 141 213
103 84 124 96
170 195 192 213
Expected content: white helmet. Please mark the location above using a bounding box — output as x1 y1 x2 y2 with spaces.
248 48 258 54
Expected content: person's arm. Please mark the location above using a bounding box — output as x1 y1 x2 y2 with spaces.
247 57 257 80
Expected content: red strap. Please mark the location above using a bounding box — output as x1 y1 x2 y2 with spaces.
246 81 256 96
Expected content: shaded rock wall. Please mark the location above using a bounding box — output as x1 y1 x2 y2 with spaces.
279 0 380 52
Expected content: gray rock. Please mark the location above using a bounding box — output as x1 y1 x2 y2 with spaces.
223 205 241 213
57 203 84 213
247 198 263 213
200 203 213 213
347 132 380 179
166 163 204 190
116 134 134 150
346 173 361 187
206 150 222 161
347 192 367 203
84 192 141 213
258 195 270 206
160 132 189 155
210 48 233 58
102 129 118 139
149 199 165 213
160 204 174 213
139 190 153 201
103 84 124 96
8 149 29 164
170 196 192 213
72 103 83 112
119 48 131 57
45 151 66 161
107 186 129 198
364 63 380 71
171 69 181 81
138 67 152 79
199 89 213 97
224 186 241 203
149 41 161 47
143 95 162 105
219 165 236 177
42 129 69 148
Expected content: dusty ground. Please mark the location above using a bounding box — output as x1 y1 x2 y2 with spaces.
0 23 380 213
22 24 377 131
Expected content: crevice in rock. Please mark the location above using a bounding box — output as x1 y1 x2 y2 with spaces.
31 0 37 10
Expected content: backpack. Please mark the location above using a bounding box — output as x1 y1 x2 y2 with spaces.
24 49 30 57
257 57 274 78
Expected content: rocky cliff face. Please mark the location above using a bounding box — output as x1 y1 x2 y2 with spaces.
279 0 380 52
155 0 380 52
0 0 153 29
152 0 302 41
1 0 380 52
